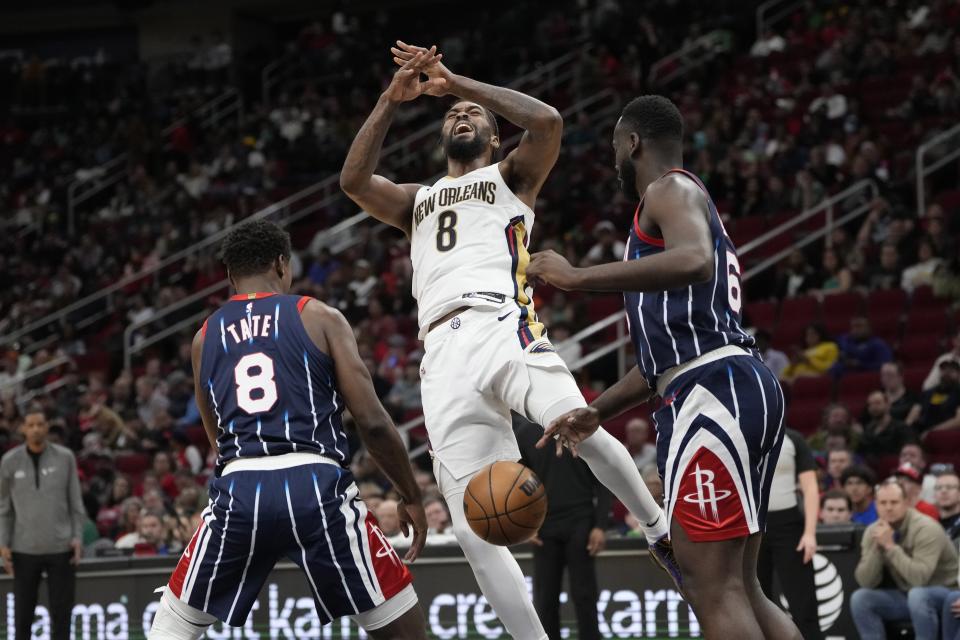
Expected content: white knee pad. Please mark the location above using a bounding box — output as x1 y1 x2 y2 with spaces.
148 589 217 640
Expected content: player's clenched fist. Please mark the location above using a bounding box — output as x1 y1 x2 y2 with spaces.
527 249 581 290
391 40 453 97
383 46 447 104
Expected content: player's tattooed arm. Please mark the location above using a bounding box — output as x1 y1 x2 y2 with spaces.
191 330 220 455
536 366 654 455
302 300 428 560
391 41 561 204
340 49 443 237
528 175 713 292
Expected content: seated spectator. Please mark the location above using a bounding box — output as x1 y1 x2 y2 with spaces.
375 499 407 548
899 443 938 503
580 220 625 267
901 238 942 293
347 259 378 306
823 448 853 492
858 391 915 457
116 496 144 540
814 248 853 295
775 249 816 298
865 243 902 291
170 431 203 475
934 470 960 544
895 463 941 521
809 403 862 452
423 497 456 545
96 474 133 538
150 451 179 498
851 481 958 639
924 329 960 391
830 317 893 378
385 362 422 414
780 325 838 381
915 360 960 436
880 362 921 424
755 330 789 379
843 465 878 525
115 511 171 556
820 490 853 525
625 417 656 470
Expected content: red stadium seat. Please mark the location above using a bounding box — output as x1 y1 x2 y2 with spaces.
902 365 930 393
837 371 880 416
872 454 902 481
867 288 907 318
115 453 150 475
743 300 777 330
868 313 902 345
822 291 864 320
910 285 939 310
899 334 945 365
790 375 833 402
780 295 820 323
923 430 960 458
785 402 824 436
904 309 950 338
771 321 809 350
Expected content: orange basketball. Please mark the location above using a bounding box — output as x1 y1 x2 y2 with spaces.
463 461 547 546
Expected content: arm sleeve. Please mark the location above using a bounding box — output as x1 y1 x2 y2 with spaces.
66 452 86 541
885 524 946 587
0 459 12 548
592 479 613 530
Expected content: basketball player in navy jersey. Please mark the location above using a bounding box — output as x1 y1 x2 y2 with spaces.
527 96 802 639
148 219 428 639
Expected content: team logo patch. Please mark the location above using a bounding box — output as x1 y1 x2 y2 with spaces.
674 446 747 539
450 317 461 329
529 341 556 354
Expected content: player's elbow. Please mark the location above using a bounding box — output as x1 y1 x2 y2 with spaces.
533 107 563 137
687 250 713 284
339 172 363 197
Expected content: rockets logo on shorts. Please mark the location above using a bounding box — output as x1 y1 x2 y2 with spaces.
676 448 743 535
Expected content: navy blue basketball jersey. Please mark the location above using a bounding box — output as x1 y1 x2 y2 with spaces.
624 169 754 387
199 293 349 470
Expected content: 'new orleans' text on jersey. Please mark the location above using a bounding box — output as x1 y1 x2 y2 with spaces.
413 179 498 229
624 169 754 388
199 293 349 471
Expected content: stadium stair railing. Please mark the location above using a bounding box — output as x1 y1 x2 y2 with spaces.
65 88 244 235
755 0 803 39
915 122 960 217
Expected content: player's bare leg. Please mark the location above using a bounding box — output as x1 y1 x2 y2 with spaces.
742 533 803 640
670 520 764 639
363 604 429 640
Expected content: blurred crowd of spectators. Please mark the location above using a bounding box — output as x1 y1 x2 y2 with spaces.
0 0 959 561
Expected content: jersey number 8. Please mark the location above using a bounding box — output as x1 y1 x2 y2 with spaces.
234 352 278 414
436 210 458 252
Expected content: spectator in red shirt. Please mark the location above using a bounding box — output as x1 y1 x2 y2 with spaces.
895 463 941 521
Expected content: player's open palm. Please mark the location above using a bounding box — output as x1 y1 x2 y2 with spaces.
384 48 446 103
537 406 601 457
391 40 452 96
397 499 428 562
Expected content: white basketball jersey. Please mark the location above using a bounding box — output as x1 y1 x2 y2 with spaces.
411 163 540 339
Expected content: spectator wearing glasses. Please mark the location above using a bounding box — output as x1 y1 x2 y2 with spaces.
934 470 960 544
851 480 958 639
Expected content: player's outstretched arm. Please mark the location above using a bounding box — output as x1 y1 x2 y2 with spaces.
191 330 220 455
392 41 561 204
301 301 427 561
536 366 654 454
340 49 445 236
527 175 714 292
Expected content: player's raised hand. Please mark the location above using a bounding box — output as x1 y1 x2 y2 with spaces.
397 498 428 562
527 250 582 290
537 406 601 457
383 47 447 104
391 40 452 96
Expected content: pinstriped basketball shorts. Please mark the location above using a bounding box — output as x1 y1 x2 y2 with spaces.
166 454 411 626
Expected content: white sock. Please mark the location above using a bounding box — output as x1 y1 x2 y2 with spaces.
447 489 548 640
148 589 217 640
575 427 668 544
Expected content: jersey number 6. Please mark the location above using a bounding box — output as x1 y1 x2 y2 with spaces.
726 250 743 315
234 352 278 414
436 210 458 252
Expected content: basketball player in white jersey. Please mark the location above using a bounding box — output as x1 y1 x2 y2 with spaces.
340 45 678 639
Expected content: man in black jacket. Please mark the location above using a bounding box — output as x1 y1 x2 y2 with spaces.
515 415 612 640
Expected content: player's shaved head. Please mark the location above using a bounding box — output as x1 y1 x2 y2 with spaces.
221 219 292 279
